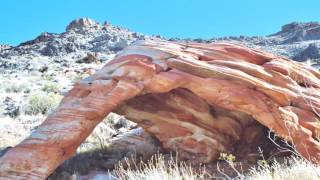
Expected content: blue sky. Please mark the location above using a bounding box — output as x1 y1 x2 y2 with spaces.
1 0 320 45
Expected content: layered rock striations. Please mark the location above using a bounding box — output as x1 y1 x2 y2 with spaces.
1 40 320 179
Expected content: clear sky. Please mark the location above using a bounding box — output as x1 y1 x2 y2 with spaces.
1 0 320 45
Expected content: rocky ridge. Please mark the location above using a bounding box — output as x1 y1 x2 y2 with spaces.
205 22 320 63
0 18 150 72
2 20 320 72
269 22 320 43
0 45 11 52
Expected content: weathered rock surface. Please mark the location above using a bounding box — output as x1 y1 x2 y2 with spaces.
1 40 320 179
293 43 320 61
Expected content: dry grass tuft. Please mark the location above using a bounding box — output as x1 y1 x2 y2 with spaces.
110 155 320 180
244 157 320 180
113 154 211 180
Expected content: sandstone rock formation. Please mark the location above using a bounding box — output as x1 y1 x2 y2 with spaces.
1 40 320 179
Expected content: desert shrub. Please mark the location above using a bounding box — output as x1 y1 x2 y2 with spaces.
4 80 29 93
42 82 60 93
25 93 62 115
219 152 236 163
244 157 320 180
114 154 211 180
42 73 55 81
105 113 117 124
113 155 320 180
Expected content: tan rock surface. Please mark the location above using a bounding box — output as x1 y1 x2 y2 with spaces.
1 40 320 179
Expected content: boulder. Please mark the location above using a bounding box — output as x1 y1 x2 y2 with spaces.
1 40 320 179
76 52 99 63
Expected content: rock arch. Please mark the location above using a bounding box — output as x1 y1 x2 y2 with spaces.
1 40 320 179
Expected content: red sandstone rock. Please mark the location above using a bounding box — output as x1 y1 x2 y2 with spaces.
1 40 320 179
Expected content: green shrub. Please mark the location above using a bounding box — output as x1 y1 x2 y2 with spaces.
25 93 62 115
42 73 55 81
219 152 236 163
42 82 60 93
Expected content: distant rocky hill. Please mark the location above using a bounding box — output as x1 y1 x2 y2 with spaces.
269 22 320 43
1 18 320 70
0 44 11 52
208 22 320 64
0 18 154 72
3 17 146 57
